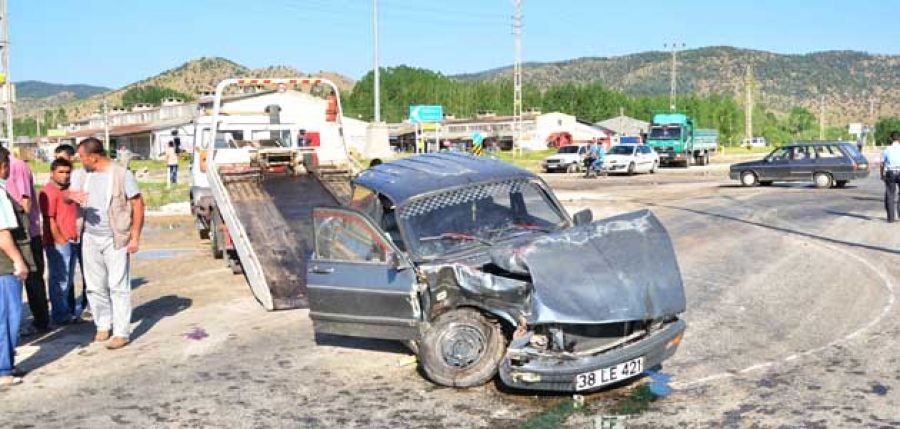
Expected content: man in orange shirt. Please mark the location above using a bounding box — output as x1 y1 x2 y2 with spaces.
39 159 79 324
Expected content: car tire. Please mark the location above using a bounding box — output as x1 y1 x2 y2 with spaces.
835 180 848 188
759 181 773 186
813 172 834 189
740 171 759 187
419 308 506 388
566 163 578 174
650 161 658 174
703 153 710 166
627 162 636 175
210 208 224 260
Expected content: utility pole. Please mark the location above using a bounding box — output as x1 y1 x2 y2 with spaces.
664 43 684 112
819 94 825 140
745 65 754 144
372 0 381 123
0 0 12 148
36 115 40 139
512 0 523 156
103 97 110 152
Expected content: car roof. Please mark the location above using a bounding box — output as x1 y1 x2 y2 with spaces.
785 141 852 147
354 152 538 205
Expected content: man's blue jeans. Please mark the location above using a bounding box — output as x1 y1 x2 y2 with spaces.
46 242 76 324
0 274 22 376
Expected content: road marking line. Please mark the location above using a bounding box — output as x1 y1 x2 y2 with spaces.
670 209 895 390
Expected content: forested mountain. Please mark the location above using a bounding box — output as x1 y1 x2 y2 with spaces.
17 81 109 99
344 66 854 146
456 46 898 123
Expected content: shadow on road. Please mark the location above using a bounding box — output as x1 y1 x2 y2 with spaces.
130 294 192 341
825 210 880 221
649 203 900 256
15 294 193 374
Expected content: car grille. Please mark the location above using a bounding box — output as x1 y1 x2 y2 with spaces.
546 159 560 164
561 321 649 353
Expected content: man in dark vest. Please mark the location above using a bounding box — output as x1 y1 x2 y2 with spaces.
0 146 34 386
69 138 144 350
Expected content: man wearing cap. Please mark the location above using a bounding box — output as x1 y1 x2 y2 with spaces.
881 131 900 223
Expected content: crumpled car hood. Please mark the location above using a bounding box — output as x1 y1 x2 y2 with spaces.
489 209 686 324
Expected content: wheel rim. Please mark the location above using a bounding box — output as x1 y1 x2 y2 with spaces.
816 174 830 187
438 324 487 369
742 172 755 186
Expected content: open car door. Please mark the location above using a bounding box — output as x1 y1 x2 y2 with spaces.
307 207 421 340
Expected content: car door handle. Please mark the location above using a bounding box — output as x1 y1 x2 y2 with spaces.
309 266 334 274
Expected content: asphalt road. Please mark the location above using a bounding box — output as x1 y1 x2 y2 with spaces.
2 171 898 428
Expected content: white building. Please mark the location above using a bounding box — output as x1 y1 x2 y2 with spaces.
416 111 610 151
594 115 650 144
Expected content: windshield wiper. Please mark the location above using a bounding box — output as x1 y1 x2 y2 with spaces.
419 232 492 246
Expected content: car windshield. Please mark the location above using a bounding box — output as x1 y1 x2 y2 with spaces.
649 126 681 140
399 180 568 259
608 145 635 155
556 145 581 154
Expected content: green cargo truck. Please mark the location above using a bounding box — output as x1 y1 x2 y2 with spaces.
645 113 718 167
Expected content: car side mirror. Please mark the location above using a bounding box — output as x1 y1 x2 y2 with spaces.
573 209 593 226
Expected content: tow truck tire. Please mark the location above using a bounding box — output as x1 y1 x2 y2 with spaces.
740 171 759 187
814 172 834 189
419 308 506 388
210 209 224 260
227 252 243 275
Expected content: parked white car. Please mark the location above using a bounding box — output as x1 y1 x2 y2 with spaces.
541 144 590 173
604 144 659 175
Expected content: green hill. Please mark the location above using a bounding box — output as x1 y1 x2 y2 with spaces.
456 46 898 123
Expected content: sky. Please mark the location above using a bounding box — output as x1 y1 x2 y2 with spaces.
12 0 900 88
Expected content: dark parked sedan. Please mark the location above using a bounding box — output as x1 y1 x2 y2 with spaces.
730 141 869 188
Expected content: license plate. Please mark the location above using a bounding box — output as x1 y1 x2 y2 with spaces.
574 357 644 391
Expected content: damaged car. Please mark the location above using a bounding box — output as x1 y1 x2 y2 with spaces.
306 152 686 392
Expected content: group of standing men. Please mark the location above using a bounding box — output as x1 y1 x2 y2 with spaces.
0 137 145 387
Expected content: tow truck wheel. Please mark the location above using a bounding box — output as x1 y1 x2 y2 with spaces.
210 209 224 260
419 308 506 388
740 171 759 187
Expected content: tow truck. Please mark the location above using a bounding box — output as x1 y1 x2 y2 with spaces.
192 77 355 310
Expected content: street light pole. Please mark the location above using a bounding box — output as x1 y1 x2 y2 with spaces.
372 0 381 123
103 97 110 152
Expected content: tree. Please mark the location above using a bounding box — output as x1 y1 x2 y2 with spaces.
121 85 192 108
875 117 900 146
785 107 817 138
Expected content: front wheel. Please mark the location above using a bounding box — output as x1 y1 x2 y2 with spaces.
813 172 834 189
740 171 759 187
419 308 506 388
650 161 658 174
566 163 578 174
627 162 636 176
